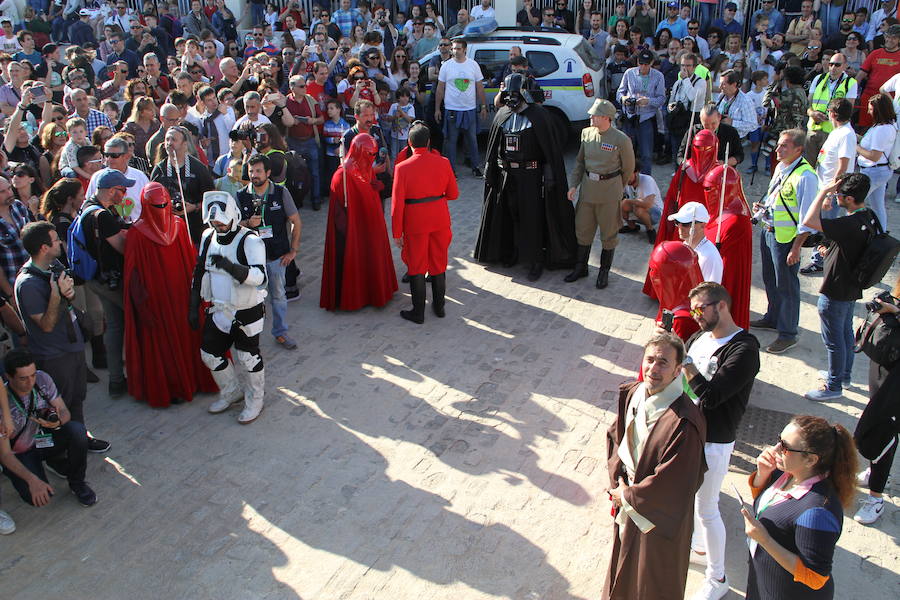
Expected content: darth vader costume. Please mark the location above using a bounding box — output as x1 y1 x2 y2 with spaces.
124 183 217 408
189 191 269 425
647 241 704 342
702 165 752 330
474 73 576 280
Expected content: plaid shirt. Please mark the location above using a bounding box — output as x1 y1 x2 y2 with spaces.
0 200 33 286
69 109 114 136
333 8 362 38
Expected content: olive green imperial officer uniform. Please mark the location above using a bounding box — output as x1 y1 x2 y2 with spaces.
566 99 635 289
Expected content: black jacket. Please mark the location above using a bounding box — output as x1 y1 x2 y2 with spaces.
855 311 900 461
686 329 760 444
678 123 745 167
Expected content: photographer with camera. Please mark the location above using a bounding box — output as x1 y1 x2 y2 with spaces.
801 172 874 401
853 272 900 525
0 348 97 511
14 221 109 453
236 155 301 351
615 50 666 176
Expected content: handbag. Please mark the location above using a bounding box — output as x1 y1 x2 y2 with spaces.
854 311 900 368
665 100 691 131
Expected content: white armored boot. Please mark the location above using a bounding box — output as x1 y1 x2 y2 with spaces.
238 370 265 424
208 363 244 414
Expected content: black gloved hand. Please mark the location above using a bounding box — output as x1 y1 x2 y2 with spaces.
210 254 250 283
187 293 200 330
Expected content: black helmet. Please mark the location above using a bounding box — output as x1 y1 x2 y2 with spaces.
501 72 534 109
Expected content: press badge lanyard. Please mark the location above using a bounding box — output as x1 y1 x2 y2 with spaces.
256 186 273 239
6 386 53 448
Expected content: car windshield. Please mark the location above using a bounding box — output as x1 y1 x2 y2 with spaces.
573 38 603 72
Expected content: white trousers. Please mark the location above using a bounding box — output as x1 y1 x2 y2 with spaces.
691 440 735 581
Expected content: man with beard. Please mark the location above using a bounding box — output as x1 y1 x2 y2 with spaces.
320 134 397 311
604 332 706 600
682 282 760 600
124 183 217 408
474 73 576 281
189 191 268 425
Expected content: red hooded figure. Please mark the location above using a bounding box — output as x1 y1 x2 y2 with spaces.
648 241 704 341
320 133 398 311
702 165 752 329
124 183 217 407
643 129 719 297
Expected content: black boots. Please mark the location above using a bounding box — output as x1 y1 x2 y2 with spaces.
596 248 615 289
527 262 543 281
401 274 426 324
91 335 107 369
564 245 591 282
431 273 446 318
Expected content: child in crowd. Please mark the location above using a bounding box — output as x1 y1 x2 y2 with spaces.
214 158 247 198
724 33 745 69
387 87 415 158
101 99 121 130
322 99 351 186
745 70 769 174
747 15 769 72
57 117 90 179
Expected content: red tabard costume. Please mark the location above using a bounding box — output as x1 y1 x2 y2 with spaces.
643 130 719 297
320 134 398 310
702 165 752 329
647 241 704 342
391 147 459 275
124 183 217 407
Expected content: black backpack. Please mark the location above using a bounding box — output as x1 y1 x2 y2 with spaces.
856 209 900 290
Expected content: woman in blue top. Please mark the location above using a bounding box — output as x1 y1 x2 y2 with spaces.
741 415 857 600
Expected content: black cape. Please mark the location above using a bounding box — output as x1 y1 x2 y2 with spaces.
474 104 576 269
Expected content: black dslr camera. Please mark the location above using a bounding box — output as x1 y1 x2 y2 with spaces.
230 127 258 146
38 408 60 424
865 290 895 313
251 196 264 216
49 260 72 282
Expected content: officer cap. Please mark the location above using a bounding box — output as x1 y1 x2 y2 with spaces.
588 99 616 118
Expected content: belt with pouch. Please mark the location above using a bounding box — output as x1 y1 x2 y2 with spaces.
587 170 622 182
405 195 444 205
498 159 540 170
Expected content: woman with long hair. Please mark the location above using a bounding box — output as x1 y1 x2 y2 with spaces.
655 28 673 54
254 122 289 184
424 2 444 33
350 24 367 57
853 272 900 525
606 19 629 58
390 45 411 81
38 121 67 187
840 33 866 77
576 0 594 36
91 125 114 150
122 97 160 161
856 93 897 233
742 415 857 599
11 164 45 217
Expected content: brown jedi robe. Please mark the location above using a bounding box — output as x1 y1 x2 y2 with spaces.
603 381 707 600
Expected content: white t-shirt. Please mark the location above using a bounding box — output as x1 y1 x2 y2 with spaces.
234 113 272 129
687 328 743 402
626 174 662 212
881 72 900 128
388 102 415 140
290 28 307 45
693 238 723 284
816 122 856 185
858 123 897 168
86 166 149 223
470 6 496 20
438 58 482 111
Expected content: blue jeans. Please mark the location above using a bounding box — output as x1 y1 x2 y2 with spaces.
4 421 88 505
288 137 321 200
861 165 892 233
819 2 843 38
623 117 654 175
251 3 266 26
443 109 480 172
266 259 288 338
699 3 717 36
817 294 855 390
88 282 124 386
51 16 74 43
759 228 800 340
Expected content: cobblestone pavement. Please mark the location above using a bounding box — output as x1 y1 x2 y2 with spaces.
2 142 898 600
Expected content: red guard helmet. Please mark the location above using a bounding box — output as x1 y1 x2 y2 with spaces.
345 133 378 184
689 129 719 177
702 164 749 221
135 182 178 246
648 241 704 312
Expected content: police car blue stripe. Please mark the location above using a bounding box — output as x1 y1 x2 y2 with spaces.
537 78 583 86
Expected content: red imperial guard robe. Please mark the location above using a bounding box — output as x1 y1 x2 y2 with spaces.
702 165 752 329
643 129 719 297
320 133 398 311
124 182 217 407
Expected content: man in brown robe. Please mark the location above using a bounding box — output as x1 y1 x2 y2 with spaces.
604 332 707 600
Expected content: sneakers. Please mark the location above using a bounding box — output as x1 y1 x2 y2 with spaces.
853 496 885 524
70 482 97 507
766 338 797 354
646 229 656 244
275 334 298 350
691 576 729 600
858 467 871 487
817 370 851 388
804 384 843 402
472 167 483 178
0 509 15 535
618 224 640 234
749 319 777 331
800 263 823 275
745 165 758 174
87 437 111 453
285 287 301 302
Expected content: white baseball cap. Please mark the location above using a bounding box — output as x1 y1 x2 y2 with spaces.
667 201 710 224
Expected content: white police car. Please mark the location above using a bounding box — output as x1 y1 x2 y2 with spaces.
420 22 605 135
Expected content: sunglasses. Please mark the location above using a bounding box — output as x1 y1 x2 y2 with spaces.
689 301 717 318
53 131 67 137
104 152 124 158
829 61 844 66
842 19 854 23
11 171 29 177
118 70 129 74
688 25 699 29
439 42 450 46
776 438 817 455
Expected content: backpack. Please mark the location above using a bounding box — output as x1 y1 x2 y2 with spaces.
856 209 900 290
67 204 104 283
283 150 311 204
